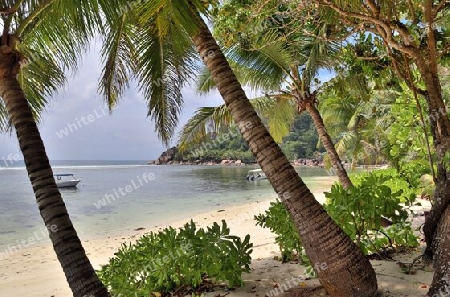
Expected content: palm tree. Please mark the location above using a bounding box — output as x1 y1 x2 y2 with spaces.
319 73 394 168
99 1 377 295
0 1 128 296
179 26 353 189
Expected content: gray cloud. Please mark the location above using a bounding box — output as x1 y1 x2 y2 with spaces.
0 47 224 162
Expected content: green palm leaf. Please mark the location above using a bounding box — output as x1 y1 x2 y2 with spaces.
178 94 296 150
197 41 292 94
0 0 124 128
178 105 233 151
98 0 208 144
264 94 297 142
225 42 292 91
99 14 136 108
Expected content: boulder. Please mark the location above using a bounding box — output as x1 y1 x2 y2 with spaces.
154 146 178 165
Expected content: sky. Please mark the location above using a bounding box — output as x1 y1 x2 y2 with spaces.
0 40 335 162
0 41 225 161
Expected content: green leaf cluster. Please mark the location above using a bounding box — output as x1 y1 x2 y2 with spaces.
352 168 428 202
254 200 303 262
98 220 253 296
255 170 420 263
325 172 419 255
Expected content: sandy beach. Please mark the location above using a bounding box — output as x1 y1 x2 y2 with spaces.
0 183 433 297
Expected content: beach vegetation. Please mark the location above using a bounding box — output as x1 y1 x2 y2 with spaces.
97 220 252 295
324 172 420 255
256 170 420 262
254 200 303 263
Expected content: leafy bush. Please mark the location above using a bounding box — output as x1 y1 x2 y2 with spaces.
254 172 420 264
399 159 431 189
351 168 417 203
325 173 419 255
98 220 253 296
254 200 303 262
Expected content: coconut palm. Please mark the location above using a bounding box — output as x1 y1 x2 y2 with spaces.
179 26 354 189
319 72 395 168
0 1 128 296
99 1 377 295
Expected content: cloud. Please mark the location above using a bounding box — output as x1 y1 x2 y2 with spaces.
0 47 225 161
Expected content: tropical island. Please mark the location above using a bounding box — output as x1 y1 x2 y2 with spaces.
149 114 328 166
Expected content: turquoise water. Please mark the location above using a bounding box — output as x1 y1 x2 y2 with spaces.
0 161 334 248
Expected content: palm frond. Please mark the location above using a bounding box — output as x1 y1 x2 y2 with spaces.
225 42 292 91
196 41 292 94
99 14 136 108
179 94 297 150
0 100 11 132
134 2 199 145
266 95 297 143
196 66 216 95
299 25 341 87
17 48 66 123
178 105 233 151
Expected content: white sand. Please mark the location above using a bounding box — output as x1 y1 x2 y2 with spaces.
0 190 433 297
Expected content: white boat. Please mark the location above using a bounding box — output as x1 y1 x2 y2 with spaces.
245 169 267 181
54 174 80 188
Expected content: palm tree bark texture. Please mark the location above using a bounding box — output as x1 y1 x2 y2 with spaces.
300 92 353 190
0 34 111 297
190 15 378 297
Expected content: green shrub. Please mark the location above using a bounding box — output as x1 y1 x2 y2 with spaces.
98 220 252 296
325 173 419 255
254 172 420 265
254 200 303 262
351 168 417 203
399 159 432 189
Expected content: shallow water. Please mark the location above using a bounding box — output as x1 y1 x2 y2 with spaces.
0 161 334 248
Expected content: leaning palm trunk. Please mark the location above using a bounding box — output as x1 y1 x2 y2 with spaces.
305 103 353 189
190 16 377 297
0 39 110 297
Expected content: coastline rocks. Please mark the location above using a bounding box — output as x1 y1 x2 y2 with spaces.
147 147 178 165
148 158 248 166
147 147 249 166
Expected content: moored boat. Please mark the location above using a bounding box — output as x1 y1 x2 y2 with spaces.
54 174 80 188
245 169 267 181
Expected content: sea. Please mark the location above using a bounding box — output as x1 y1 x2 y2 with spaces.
0 160 333 248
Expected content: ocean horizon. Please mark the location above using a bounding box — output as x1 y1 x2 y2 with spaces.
0 160 334 250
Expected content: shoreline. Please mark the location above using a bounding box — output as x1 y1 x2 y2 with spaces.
0 194 283 297
0 187 327 297
0 183 433 297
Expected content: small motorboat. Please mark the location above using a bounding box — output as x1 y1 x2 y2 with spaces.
245 169 267 181
54 174 80 188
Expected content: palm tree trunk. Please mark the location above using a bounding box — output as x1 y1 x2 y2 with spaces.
190 16 377 297
0 45 110 297
306 103 353 189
